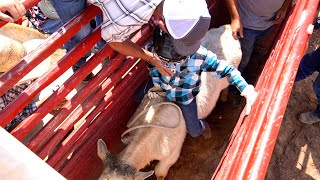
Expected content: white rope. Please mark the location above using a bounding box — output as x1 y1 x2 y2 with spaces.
121 102 183 143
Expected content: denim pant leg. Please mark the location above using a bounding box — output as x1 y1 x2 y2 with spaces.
177 99 202 137
40 19 64 34
295 48 320 82
238 27 273 73
133 79 154 103
313 74 320 117
95 14 106 50
51 0 91 67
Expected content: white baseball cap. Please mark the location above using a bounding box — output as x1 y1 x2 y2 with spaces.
163 0 211 56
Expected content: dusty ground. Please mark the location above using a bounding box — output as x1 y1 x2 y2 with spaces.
155 25 320 180
266 28 320 180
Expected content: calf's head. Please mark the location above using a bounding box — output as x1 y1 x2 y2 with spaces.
97 139 154 180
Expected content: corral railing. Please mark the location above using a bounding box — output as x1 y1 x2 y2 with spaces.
212 0 319 179
0 0 318 179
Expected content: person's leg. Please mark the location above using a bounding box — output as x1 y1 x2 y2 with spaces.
238 28 260 73
40 19 64 34
313 74 320 117
133 79 154 103
177 99 202 137
50 0 91 68
176 99 211 138
295 48 320 82
299 74 320 124
95 13 106 50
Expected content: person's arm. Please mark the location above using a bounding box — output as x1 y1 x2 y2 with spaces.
200 49 257 115
109 40 173 77
0 0 26 22
273 0 292 24
226 0 243 40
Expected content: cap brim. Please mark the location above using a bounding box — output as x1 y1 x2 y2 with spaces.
172 38 201 56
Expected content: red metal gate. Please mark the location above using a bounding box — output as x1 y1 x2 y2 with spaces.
0 0 319 179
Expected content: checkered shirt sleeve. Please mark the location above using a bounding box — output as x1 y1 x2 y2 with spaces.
149 46 248 105
88 0 162 42
0 82 37 131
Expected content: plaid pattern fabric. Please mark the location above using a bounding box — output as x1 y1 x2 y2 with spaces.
88 0 162 42
26 6 47 31
0 82 37 131
149 45 249 105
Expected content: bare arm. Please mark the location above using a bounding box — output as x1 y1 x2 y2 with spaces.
273 0 292 24
0 0 26 22
109 40 173 77
226 0 243 39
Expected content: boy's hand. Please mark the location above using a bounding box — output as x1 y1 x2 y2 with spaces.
241 85 258 115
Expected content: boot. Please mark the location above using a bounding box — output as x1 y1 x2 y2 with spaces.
298 111 320 124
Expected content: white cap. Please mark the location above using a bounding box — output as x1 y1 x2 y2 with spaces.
162 0 211 56
163 0 211 39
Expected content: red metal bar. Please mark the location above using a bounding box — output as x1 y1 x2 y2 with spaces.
55 64 148 176
26 27 151 153
62 101 137 180
4 27 101 135
212 0 319 179
0 5 99 96
37 56 142 160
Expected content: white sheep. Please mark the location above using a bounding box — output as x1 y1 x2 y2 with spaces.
98 96 186 180
97 24 241 180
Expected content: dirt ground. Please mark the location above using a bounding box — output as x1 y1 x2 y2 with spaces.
158 26 320 180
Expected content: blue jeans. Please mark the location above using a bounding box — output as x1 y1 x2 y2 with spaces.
51 0 91 68
95 14 106 50
40 18 63 34
295 48 320 117
238 26 273 73
134 80 203 137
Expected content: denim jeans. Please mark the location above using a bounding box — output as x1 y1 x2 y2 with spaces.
238 26 274 73
176 99 203 137
51 0 92 68
134 80 203 137
40 19 63 34
295 48 320 117
95 14 106 50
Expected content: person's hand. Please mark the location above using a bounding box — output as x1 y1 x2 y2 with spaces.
241 85 258 115
273 6 288 24
0 0 26 22
150 53 174 77
231 18 243 40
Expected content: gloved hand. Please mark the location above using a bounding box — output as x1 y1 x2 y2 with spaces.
241 85 258 115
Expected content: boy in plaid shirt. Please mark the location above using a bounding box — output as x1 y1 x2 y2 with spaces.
136 27 257 139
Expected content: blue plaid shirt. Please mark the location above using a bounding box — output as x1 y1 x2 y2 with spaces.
149 45 248 105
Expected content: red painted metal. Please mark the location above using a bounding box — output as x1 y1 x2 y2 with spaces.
25 27 151 154
47 57 144 167
1 0 318 179
57 64 148 179
0 5 100 97
10 28 102 140
37 54 146 161
212 0 319 179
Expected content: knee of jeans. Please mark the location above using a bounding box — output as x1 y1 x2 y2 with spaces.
74 25 91 41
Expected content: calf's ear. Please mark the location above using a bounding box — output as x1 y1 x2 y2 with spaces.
97 139 109 161
134 171 154 180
